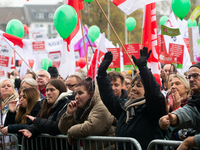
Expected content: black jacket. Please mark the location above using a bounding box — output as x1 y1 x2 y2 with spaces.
97 67 167 150
27 91 75 137
4 101 41 133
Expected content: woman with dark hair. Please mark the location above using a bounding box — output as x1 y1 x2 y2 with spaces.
97 48 167 150
58 78 115 149
19 79 75 138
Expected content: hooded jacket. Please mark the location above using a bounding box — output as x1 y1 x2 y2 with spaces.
27 90 75 137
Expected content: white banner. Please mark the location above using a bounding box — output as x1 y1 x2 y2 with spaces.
29 27 47 53
0 36 14 71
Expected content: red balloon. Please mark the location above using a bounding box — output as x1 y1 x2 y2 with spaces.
78 58 86 68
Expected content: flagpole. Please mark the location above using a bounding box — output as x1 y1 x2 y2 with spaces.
0 34 36 75
79 11 88 72
94 0 137 71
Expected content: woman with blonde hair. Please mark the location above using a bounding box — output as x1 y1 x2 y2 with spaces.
167 74 190 112
0 79 18 120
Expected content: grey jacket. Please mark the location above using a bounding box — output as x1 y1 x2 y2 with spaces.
172 104 200 148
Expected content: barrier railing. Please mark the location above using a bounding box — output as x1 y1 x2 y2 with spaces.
21 134 142 150
0 133 19 150
147 139 183 150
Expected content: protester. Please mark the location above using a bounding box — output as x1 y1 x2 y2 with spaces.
19 79 75 138
0 79 18 115
65 75 82 92
74 69 86 81
58 77 115 149
97 48 167 150
24 71 37 80
1 88 41 145
123 76 132 90
107 71 128 99
47 66 59 79
20 78 45 100
0 79 19 149
159 61 200 150
36 69 50 97
160 64 177 91
166 74 190 112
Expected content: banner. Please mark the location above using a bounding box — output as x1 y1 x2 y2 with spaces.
123 43 140 71
190 6 200 22
161 25 181 36
107 48 120 72
46 38 63 68
0 37 13 71
29 27 47 53
188 26 200 62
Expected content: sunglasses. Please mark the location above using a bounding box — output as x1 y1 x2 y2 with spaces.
66 84 76 88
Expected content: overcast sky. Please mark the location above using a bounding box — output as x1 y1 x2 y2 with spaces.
1 0 63 7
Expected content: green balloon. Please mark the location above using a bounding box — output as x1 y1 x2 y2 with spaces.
197 38 200 45
198 18 200 35
41 58 53 70
171 0 191 20
84 0 93 3
88 25 100 42
125 17 136 32
54 5 78 39
6 19 24 38
187 19 197 27
159 16 168 25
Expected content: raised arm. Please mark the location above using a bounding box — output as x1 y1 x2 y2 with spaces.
96 52 123 119
132 47 166 121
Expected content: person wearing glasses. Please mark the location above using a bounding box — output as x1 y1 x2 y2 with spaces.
159 62 200 150
36 69 51 97
65 75 82 92
97 48 167 150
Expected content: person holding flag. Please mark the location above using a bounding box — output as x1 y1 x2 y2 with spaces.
97 47 167 150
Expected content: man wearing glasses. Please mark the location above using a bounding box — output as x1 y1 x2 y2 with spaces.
65 75 82 92
36 69 51 97
159 62 200 150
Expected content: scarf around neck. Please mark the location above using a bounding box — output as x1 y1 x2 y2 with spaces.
124 96 146 123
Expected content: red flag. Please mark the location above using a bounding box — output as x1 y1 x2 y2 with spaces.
87 34 107 80
65 0 84 44
142 3 161 85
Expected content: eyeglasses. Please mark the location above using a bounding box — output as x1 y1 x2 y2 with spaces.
186 73 200 80
37 74 46 78
66 84 76 88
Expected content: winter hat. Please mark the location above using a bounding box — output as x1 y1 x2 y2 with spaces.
190 62 200 69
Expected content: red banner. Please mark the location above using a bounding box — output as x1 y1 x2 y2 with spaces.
123 44 140 65
107 48 120 68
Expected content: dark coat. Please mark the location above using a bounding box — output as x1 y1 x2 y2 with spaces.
4 101 41 133
97 67 167 150
27 91 75 137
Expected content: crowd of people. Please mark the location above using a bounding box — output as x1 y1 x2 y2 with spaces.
0 47 200 150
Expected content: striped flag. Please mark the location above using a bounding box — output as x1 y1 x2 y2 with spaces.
111 0 162 15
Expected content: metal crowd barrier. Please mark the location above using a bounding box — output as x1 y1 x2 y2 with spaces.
147 139 183 150
21 134 142 150
0 133 19 150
